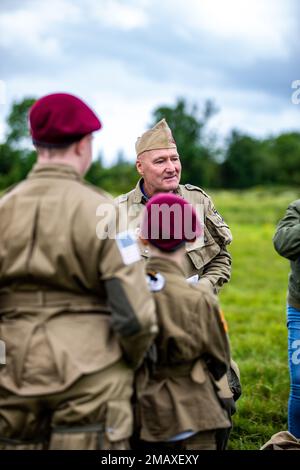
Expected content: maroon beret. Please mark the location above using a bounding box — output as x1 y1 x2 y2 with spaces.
29 93 102 147
141 193 203 252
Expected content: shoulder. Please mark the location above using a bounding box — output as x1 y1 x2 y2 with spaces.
275 200 300 223
146 271 166 292
180 184 212 204
182 183 211 198
115 188 136 205
70 182 115 221
1 182 20 195
71 181 112 207
288 199 300 211
81 181 113 201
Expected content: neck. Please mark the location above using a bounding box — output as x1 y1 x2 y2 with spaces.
148 245 185 266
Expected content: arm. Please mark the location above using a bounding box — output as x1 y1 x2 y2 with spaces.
200 199 232 291
273 201 300 260
200 247 232 292
198 293 231 380
99 232 158 370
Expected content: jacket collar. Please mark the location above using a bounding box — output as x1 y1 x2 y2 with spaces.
28 163 81 181
133 179 148 204
133 178 183 204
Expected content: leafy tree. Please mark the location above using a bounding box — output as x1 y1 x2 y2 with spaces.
0 97 36 189
101 160 138 194
271 133 300 185
222 131 266 188
6 97 36 146
221 130 300 188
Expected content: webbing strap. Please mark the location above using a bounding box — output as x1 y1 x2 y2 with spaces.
52 423 104 434
151 361 194 379
51 423 104 450
0 435 46 445
0 290 108 309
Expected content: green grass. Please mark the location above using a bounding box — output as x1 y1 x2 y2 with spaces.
209 188 300 449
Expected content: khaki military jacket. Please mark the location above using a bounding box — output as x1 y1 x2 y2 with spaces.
0 164 157 396
136 257 231 442
273 199 300 309
115 180 232 291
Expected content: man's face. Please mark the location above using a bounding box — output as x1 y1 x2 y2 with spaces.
136 148 182 197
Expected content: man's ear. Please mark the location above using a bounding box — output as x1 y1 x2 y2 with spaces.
136 158 144 176
74 135 88 156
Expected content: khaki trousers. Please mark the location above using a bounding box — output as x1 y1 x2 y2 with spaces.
0 360 133 450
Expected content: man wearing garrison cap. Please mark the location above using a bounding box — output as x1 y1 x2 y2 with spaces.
116 118 232 292
0 93 157 450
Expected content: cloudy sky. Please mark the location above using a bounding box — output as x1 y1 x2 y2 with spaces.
0 0 299 164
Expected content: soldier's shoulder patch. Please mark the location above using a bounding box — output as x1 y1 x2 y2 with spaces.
116 231 141 265
184 184 210 199
146 271 165 292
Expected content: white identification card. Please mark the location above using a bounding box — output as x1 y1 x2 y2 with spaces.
116 231 141 265
186 274 199 284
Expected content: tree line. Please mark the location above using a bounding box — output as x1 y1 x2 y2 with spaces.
0 97 299 192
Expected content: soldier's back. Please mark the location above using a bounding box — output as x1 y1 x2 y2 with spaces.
0 163 113 294
137 256 230 444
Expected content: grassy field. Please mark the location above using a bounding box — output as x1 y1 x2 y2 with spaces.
210 188 300 450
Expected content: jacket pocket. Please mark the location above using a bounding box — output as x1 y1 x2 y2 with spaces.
186 226 220 270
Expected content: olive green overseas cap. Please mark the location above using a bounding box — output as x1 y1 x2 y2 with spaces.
135 118 177 157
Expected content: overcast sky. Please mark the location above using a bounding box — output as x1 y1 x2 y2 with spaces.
0 0 299 164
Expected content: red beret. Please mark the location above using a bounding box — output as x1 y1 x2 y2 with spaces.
29 93 102 147
141 193 203 252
